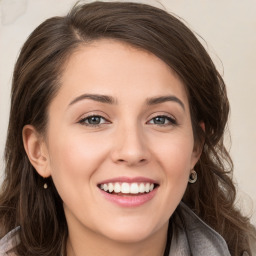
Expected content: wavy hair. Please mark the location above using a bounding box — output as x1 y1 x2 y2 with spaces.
0 1 255 255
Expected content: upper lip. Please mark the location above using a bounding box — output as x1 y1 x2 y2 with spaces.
98 176 159 185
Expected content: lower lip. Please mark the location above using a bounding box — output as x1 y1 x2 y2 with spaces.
99 188 158 207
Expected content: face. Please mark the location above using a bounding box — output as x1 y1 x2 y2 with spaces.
41 40 200 243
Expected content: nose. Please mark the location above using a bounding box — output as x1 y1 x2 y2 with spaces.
111 123 151 167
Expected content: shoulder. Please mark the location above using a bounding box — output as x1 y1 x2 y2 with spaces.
0 227 20 256
171 202 251 256
171 202 231 256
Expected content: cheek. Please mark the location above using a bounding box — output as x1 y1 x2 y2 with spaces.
151 132 194 201
46 130 109 193
152 132 194 172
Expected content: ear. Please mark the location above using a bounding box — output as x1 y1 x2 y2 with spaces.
191 122 205 168
22 125 51 178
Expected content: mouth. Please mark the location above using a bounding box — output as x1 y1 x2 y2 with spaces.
98 182 159 196
97 177 159 207
98 182 159 195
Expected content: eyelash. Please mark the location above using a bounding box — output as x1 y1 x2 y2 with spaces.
78 114 177 128
147 115 177 126
78 115 110 127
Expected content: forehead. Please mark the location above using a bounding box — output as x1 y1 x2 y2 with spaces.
56 39 189 107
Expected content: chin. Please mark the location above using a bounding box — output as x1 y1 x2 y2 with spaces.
104 230 152 243
98 220 165 244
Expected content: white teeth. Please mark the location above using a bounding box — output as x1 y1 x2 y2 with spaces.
145 183 150 193
103 184 108 191
114 183 121 193
108 183 114 193
99 182 156 194
121 183 130 193
139 183 145 193
130 183 139 194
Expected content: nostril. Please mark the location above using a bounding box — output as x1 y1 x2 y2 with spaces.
115 158 148 166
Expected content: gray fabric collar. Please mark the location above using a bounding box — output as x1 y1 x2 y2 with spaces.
169 202 231 256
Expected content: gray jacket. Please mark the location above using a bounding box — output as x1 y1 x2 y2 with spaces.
0 202 251 256
170 202 231 255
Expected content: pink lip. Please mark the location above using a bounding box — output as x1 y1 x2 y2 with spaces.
99 188 158 207
97 176 159 207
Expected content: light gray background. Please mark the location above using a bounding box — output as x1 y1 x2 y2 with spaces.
0 0 255 225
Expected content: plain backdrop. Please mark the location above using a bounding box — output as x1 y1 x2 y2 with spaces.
0 0 255 225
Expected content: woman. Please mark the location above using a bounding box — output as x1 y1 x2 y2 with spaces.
0 1 255 256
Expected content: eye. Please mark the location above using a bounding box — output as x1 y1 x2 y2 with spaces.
78 115 110 127
147 115 176 126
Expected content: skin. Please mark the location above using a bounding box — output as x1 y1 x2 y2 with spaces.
23 39 202 256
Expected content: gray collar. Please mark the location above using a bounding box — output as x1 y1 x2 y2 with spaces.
169 202 231 256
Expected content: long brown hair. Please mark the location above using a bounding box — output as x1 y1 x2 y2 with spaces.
0 1 255 255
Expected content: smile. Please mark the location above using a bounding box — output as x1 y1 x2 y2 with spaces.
99 182 155 194
97 177 159 207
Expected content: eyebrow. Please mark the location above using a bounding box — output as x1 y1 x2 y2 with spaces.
68 93 185 110
146 95 185 110
68 93 117 106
